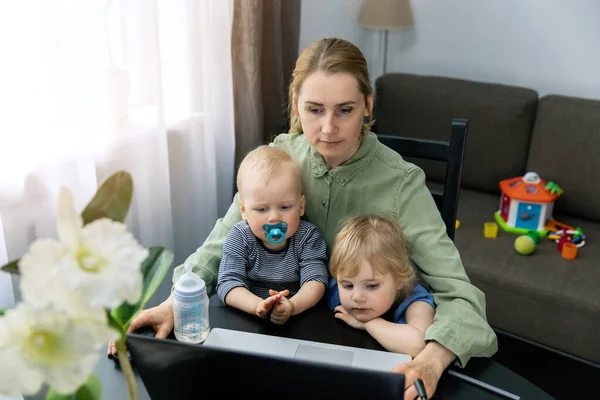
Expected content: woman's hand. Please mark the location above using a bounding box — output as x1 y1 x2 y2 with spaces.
107 295 174 356
392 358 440 400
390 341 455 400
334 305 365 330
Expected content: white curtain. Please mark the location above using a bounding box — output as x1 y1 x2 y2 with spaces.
0 0 235 310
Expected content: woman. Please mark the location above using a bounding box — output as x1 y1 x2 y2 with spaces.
111 38 497 399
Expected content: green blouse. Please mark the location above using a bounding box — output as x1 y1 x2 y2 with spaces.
173 132 498 367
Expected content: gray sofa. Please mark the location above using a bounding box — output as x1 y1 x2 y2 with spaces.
373 73 600 365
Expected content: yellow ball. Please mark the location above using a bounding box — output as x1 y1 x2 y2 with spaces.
514 235 535 255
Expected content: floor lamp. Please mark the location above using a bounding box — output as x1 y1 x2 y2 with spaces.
360 0 414 75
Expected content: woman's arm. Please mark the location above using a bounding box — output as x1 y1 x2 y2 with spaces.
172 193 243 297
364 302 434 358
396 166 497 366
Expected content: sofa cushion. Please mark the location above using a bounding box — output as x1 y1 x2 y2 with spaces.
526 95 600 223
453 188 600 364
374 73 538 194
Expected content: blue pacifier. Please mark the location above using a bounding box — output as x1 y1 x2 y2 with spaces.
263 222 288 244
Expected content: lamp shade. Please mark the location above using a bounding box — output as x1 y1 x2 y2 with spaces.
360 0 413 30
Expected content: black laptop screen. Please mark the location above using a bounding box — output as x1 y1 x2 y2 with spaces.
127 333 406 399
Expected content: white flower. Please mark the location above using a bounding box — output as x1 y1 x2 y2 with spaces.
19 240 95 317
0 303 118 397
18 241 113 344
20 187 149 309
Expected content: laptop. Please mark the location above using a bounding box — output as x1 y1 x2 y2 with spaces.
203 327 412 372
126 332 407 399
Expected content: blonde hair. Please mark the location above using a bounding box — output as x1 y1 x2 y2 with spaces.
236 145 303 198
288 38 374 134
329 214 415 299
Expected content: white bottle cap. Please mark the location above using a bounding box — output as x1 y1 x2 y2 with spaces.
174 262 206 304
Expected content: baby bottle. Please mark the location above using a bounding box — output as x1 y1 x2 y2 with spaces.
172 262 210 344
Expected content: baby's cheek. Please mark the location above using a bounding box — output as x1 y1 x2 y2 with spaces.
285 220 300 237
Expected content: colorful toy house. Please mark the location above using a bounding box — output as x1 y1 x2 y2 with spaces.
494 172 562 235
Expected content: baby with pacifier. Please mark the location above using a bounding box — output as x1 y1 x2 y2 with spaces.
215 145 329 325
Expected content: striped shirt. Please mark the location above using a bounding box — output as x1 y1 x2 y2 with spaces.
216 220 329 303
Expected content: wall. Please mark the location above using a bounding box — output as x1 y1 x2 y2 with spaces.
299 0 600 99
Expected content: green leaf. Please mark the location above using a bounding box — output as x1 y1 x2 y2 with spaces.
81 171 133 225
106 309 126 338
111 300 136 329
46 373 101 400
111 246 174 329
1 258 20 275
0 309 4 316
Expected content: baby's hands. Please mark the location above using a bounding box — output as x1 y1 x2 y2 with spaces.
334 305 365 330
269 289 293 325
256 293 280 318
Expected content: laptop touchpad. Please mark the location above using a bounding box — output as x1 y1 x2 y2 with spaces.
294 344 354 366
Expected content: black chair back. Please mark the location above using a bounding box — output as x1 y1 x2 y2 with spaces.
376 118 468 240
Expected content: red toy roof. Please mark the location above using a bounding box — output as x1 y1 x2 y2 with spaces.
499 174 559 203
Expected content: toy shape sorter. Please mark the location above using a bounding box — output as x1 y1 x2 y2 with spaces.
494 172 563 235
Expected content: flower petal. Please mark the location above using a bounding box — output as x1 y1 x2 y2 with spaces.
57 187 83 249
58 218 148 308
46 351 99 394
0 304 113 396
0 346 45 396
75 310 120 346
19 239 67 308
21 245 116 321
0 309 45 396
19 239 63 277
19 240 94 316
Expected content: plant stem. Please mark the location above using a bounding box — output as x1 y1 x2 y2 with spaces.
116 339 137 400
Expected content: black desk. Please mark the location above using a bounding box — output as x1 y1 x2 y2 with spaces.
209 298 553 400
64 299 552 400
